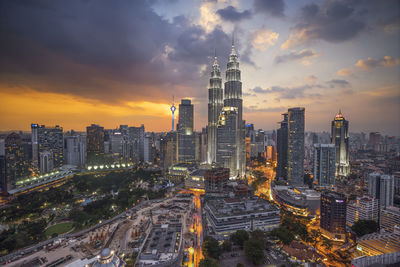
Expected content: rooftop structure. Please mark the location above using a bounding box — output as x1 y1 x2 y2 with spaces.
357 232 400 256
137 224 182 267
272 185 320 217
90 248 125 267
205 196 280 239
184 168 207 190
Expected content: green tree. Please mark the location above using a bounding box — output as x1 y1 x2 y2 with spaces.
236 264 244 267
199 257 220 267
222 240 232 251
351 220 379 237
270 227 294 245
202 236 222 259
230 230 249 247
244 238 265 265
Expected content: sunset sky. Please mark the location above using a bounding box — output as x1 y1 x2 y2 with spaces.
1 0 399 134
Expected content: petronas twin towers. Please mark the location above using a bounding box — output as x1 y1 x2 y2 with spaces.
207 41 245 178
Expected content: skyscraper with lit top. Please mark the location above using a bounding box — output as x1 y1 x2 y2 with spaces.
207 53 223 164
222 39 245 177
331 110 349 177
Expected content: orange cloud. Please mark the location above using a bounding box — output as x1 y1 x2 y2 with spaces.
0 88 173 132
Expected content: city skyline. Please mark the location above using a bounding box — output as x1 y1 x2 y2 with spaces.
0 0 399 135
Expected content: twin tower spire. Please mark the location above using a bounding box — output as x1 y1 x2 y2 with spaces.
207 39 245 177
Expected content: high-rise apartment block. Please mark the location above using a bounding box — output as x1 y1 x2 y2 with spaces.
313 144 336 187
64 135 86 167
331 111 350 177
346 196 379 228
204 167 229 194
368 172 394 208
31 124 63 171
380 206 400 233
287 107 305 187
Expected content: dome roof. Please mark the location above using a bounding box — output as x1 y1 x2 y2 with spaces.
92 248 124 267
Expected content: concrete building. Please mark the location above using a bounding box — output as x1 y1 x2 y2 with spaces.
331 111 350 177
287 107 305 187
204 167 229 194
178 99 195 163
137 224 183 267
32 124 63 169
351 252 400 267
160 132 177 170
144 135 154 163
380 206 400 233
320 191 346 241
346 196 379 228
64 135 86 167
39 151 53 174
184 169 207 190
356 232 400 256
368 172 394 208
205 196 280 240
313 144 336 187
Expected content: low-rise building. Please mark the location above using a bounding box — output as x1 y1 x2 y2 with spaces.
380 206 400 233
137 224 183 267
356 232 400 256
204 196 280 240
346 195 379 228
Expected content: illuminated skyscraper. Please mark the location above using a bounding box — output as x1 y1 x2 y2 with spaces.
4 133 29 191
222 39 245 177
32 125 63 171
207 53 223 164
276 113 288 180
313 144 336 187
320 191 347 241
331 110 350 177
178 99 195 163
86 124 105 164
287 107 305 187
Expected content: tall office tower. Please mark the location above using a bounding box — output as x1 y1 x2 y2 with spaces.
64 135 86 167
331 111 350 177
31 124 39 168
276 113 288 180
4 133 29 191
160 131 177 170
195 132 201 162
128 125 145 162
224 40 245 177
86 124 105 164
287 107 305 187
368 132 382 149
313 144 336 187
320 191 347 240
110 131 123 156
143 135 154 163
204 167 230 194
346 196 379 228
178 99 195 163
380 206 400 233
39 151 53 173
207 54 223 164
33 125 63 170
216 107 239 177
368 172 394 208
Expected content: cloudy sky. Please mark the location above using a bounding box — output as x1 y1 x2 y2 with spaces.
1 0 399 134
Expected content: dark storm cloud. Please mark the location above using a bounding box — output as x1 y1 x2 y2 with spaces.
254 0 285 17
327 79 351 88
216 6 252 22
274 49 317 64
285 0 400 48
0 0 232 103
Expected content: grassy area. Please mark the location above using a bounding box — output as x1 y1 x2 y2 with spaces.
45 222 74 237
